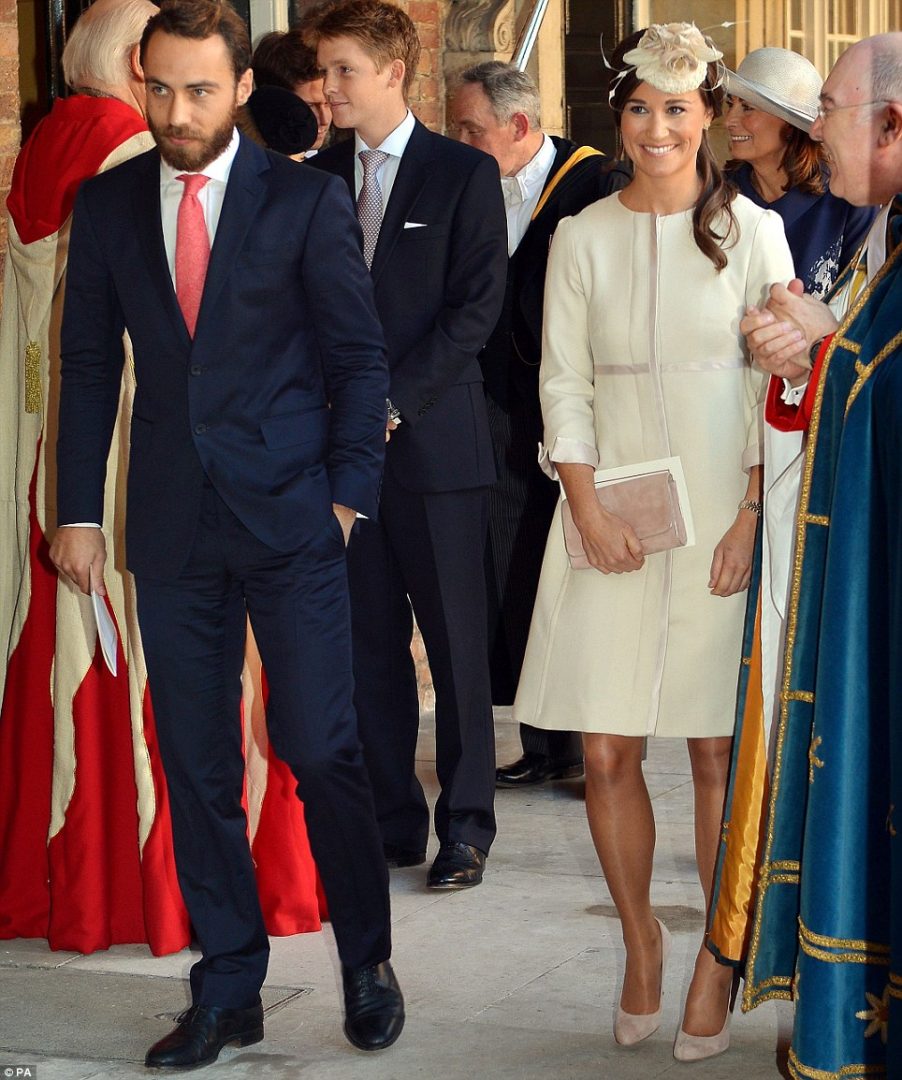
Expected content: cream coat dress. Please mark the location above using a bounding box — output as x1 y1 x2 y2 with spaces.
513 193 794 738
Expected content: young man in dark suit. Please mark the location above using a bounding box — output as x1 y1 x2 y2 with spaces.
50 0 403 1067
308 0 507 889
451 62 630 788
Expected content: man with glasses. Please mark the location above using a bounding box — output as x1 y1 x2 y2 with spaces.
734 32 902 1078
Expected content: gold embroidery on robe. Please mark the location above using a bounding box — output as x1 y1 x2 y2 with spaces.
24 341 42 413
855 985 890 1044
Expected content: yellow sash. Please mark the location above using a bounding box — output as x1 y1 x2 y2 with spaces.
531 147 604 222
708 600 769 962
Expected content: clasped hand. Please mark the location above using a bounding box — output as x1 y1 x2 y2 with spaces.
741 278 840 384
571 503 645 574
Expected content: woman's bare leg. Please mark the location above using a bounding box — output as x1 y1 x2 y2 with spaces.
681 735 735 1035
584 733 663 1014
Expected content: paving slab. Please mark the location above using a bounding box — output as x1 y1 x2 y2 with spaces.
0 711 792 1079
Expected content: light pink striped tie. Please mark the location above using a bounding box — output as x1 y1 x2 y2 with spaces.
175 173 211 337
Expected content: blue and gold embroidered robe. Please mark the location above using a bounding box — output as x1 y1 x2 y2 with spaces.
731 203 902 1078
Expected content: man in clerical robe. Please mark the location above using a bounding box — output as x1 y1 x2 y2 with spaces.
718 32 902 1079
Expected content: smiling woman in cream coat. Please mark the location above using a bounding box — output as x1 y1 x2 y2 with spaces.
515 192 790 738
513 23 793 1064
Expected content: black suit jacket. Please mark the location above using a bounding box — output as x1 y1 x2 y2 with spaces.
310 120 508 492
483 138 630 419
58 136 389 579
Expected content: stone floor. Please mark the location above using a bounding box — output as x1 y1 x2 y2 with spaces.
0 709 793 1079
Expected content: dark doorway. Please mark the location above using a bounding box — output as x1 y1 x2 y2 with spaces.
563 0 632 156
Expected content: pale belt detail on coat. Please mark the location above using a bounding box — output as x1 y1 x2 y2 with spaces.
595 357 748 376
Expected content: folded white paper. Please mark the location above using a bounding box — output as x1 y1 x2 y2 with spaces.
90 568 118 676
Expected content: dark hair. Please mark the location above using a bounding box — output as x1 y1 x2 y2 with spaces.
252 29 321 90
140 0 251 82
305 0 420 97
609 28 737 272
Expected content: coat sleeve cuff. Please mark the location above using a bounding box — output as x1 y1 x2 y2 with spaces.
538 436 599 481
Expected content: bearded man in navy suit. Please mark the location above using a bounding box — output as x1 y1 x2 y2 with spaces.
308 0 507 890
50 0 404 1068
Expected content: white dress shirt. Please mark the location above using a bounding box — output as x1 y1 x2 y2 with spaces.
353 109 416 208
159 128 241 282
501 134 556 256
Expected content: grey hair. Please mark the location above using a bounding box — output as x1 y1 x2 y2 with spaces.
457 60 541 128
62 0 156 89
869 34 902 101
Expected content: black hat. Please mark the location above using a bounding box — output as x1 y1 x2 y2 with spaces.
246 85 318 155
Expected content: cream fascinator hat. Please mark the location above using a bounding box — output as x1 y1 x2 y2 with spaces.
724 48 822 133
617 23 723 96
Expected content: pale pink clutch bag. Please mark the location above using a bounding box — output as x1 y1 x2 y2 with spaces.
561 470 687 569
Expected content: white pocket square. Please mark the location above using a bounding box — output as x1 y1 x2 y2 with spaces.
403 221 428 229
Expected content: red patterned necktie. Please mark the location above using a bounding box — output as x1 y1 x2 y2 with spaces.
175 173 211 337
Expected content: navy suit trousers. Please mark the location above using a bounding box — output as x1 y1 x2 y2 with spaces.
136 483 391 1008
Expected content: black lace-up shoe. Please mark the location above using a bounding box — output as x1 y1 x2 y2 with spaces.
342 960 405 1051
145 1003 264 1069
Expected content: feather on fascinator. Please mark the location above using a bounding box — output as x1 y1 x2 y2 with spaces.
610 23 723 101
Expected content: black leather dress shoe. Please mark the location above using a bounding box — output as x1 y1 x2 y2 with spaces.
426 841 486 889
342 960 405 1051
145 1003 264 1069
495 752 584 787
382 843 426 869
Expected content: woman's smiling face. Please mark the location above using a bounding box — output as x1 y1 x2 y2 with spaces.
724 95 789 170
618 81 713 184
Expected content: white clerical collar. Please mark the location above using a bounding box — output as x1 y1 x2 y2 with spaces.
866 201 892 284
502 134 556 206
159 127 241 186
355 109 416 159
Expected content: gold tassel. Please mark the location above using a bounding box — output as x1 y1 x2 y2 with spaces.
24 341 42 413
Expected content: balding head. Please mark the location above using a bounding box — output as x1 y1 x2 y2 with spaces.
810 32 902 206
62 0 157 91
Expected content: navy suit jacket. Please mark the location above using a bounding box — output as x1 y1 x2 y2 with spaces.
58 135 389 580
310 120 507 492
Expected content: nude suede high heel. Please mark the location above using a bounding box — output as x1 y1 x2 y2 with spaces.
673 1010 731 1061
613 918 672 1047
673 971 737 1062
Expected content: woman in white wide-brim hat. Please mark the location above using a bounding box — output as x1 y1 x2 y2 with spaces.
724 47 874 297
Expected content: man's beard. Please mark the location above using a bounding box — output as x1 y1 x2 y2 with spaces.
150 108 236 171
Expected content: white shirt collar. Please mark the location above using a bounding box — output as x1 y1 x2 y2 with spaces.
159 127 241 186
502 134 555 205
354 109 416 159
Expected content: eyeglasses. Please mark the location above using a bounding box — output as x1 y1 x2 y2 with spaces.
815 99 893 122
